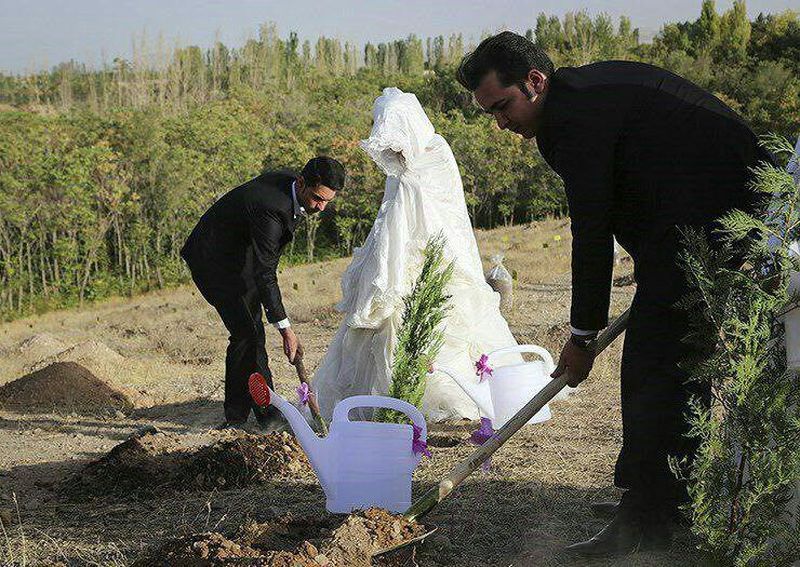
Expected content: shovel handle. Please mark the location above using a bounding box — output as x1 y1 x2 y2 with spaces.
405 308 630 521
293 350 329 435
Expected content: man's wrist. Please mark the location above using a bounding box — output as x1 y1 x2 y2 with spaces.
570 325 598 336
570 332 598 351
274 318 291 330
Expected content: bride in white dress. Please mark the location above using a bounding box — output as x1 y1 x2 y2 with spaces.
312 87 525 422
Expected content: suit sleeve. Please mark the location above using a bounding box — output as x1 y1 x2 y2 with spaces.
548 105 620 331
245 197 289 324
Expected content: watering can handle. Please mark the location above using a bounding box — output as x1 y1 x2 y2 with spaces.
488 344 555 372
331 395 427 440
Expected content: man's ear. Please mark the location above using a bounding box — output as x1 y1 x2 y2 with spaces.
296 175 305 191
528 69 547 94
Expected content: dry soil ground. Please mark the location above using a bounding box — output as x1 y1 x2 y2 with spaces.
0 220 706 566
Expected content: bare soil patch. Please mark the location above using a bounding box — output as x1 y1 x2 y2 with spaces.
0 221 700 567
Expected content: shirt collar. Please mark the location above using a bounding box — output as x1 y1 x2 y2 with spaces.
291 181 306 218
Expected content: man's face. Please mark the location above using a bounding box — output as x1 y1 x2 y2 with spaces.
473 70 547 139
297 178 336 214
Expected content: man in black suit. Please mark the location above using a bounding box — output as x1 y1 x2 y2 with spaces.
457 32 771 555
181 156 346 429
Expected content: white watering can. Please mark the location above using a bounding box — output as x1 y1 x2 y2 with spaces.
435 345 556 428
267 388 427 514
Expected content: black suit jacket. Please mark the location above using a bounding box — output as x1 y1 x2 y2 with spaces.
181 171 299 324
536 60 771 330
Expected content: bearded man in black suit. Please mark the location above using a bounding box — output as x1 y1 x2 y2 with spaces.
457 32 771 555
181 156 346 429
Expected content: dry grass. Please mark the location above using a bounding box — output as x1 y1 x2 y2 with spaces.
0 220 706 566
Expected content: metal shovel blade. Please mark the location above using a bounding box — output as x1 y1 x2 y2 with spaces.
373 524 438 557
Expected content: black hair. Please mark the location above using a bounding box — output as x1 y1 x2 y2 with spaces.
456 31 554 92
301 156 346 191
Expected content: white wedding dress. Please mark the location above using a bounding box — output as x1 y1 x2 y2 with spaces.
312 87 526 422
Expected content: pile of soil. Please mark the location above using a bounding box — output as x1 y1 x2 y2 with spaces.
0 361 134 416
30 339 126 372
16 333 67 362
325 508 428 563
132 509 429 567
65 429 311 497
186 430 310 490
64 426 184 496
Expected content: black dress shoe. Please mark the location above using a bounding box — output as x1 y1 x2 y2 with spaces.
590 500 620 517
591 499 689 525
565 506 671 556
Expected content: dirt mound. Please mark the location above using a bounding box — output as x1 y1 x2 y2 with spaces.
0 361 134 415
64 426 183 496
325 508 427 565
132 509 429 567
66 430 311 497
31 339 125 372
186 431 310 490
16 333 67 361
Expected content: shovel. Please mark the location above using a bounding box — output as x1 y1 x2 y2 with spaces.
373 524 440 557
292 345 328 435
404 308 630 521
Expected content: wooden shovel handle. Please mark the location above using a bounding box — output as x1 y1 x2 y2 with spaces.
292 346 328 435
404 308 630 521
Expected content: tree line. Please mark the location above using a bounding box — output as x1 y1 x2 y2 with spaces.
0 1 798 319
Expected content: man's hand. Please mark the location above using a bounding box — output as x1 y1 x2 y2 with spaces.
551 336 596 387
280 327 300 363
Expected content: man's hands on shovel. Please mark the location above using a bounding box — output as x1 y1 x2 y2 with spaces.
551 336 597 387
280 326 300 363
289 341 329 435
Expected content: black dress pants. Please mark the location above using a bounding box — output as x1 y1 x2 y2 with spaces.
613 229 711 513
190 269 276 423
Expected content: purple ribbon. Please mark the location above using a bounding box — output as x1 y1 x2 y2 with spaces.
412 424 431 458
296 383 310 406
470 417 496 472
475 354 493 383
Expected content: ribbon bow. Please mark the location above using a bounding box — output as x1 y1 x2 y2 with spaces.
469 417 496 472
475 354 493 383
412 424 431 458
296 383 310 406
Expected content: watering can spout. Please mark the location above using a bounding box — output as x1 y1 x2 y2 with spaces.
268 391 332 491
432 365 494 419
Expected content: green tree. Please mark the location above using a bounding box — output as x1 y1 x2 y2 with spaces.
717 0 752 61
695 0 721 52
679 137 800 566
